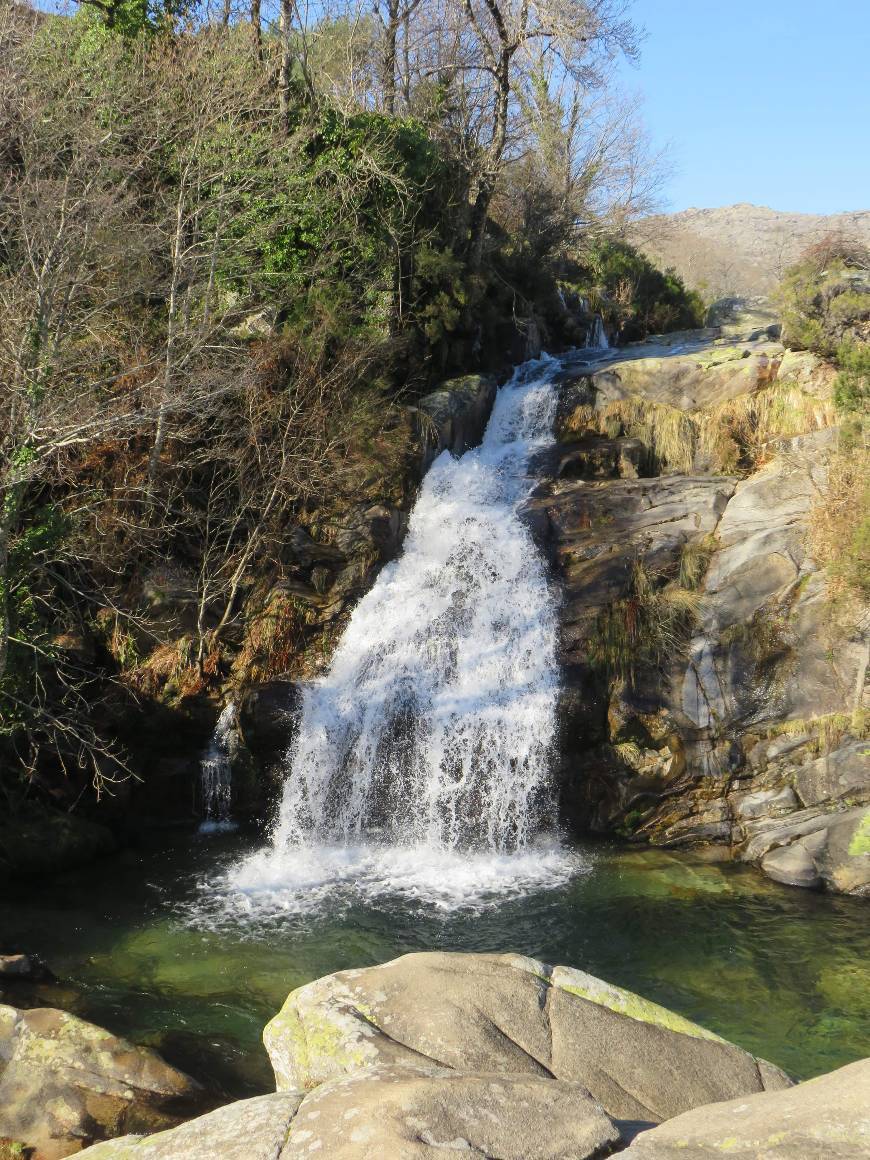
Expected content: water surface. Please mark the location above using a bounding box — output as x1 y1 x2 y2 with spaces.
2 832 867 1099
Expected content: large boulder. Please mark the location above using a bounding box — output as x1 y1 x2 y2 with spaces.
74 1067 620 1160
263 952 790 1124
415 374 497 468
70 1093 304 1160
0 1005 203 1159
623 1057 870 1158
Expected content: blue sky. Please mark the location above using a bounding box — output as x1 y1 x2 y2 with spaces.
622 0 870 214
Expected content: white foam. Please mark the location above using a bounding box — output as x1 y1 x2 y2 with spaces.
198 839 585 922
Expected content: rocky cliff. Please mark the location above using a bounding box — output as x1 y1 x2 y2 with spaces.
534 302 868 895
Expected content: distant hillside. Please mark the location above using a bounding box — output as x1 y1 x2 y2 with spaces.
631 204 870 298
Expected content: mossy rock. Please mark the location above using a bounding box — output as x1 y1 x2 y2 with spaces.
0 806 117 880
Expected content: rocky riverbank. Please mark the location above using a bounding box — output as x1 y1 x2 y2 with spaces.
6 951 861 1159
537 302 868 894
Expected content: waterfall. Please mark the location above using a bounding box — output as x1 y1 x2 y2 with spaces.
589 315 610 350
198 702 237 833
225 356 580 910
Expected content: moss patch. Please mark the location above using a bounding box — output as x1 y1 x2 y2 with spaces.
847 811 870 857
551 965 727 1043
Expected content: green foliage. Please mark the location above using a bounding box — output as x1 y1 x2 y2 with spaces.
73 0 183 38
777 241 870 357
588 561 702 686
833 340 870 418
413 245 469 343
565 239 705 341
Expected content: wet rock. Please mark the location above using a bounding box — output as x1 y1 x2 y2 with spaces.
238 681 300 767
415 374 497 468
761 841 823 888
623 1056 870 1158
0 1005 204 1159
740 804 870 895
0 956 53 983
263 951 791 1124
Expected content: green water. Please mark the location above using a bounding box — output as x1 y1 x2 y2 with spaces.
1 832 868 1099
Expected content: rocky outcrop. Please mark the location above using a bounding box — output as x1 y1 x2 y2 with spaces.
71 953 869 1160
0 1005 204 1159
538 312 868 893
263 952 790 1123
414 374 497 468
73 1074 620 1160
0 809 117 882
623 1057 870 1158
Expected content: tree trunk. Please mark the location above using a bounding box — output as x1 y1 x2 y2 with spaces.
381 1 399 115
467 57 510 271
250 0 262 58
279 0 293 136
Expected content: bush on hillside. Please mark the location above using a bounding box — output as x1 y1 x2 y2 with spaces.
557 239 705 343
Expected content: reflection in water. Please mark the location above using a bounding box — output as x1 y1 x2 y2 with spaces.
2 833 868 1100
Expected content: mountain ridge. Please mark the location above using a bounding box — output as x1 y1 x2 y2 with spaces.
631 203 870 296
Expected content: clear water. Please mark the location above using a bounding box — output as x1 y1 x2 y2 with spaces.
2 832 867 1102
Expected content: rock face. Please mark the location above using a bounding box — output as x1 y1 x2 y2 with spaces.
538 311 868 894
0 1005 203 1159
263 952 790 1124
623 1057 870 1158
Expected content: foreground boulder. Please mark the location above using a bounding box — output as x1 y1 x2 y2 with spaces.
74 1067 620 1160
0 1005 203 1159
623 1057 870 1157
71 1093 304 1160
263 952 790 1123
71 954 869 1160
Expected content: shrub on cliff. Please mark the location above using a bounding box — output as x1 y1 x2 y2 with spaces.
778 235 870 356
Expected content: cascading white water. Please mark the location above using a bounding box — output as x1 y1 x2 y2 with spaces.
589 315 610 350
223 356 583 911
198 701 237 833
275 357 560 852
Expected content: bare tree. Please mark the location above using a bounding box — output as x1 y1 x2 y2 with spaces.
433 0 639 266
